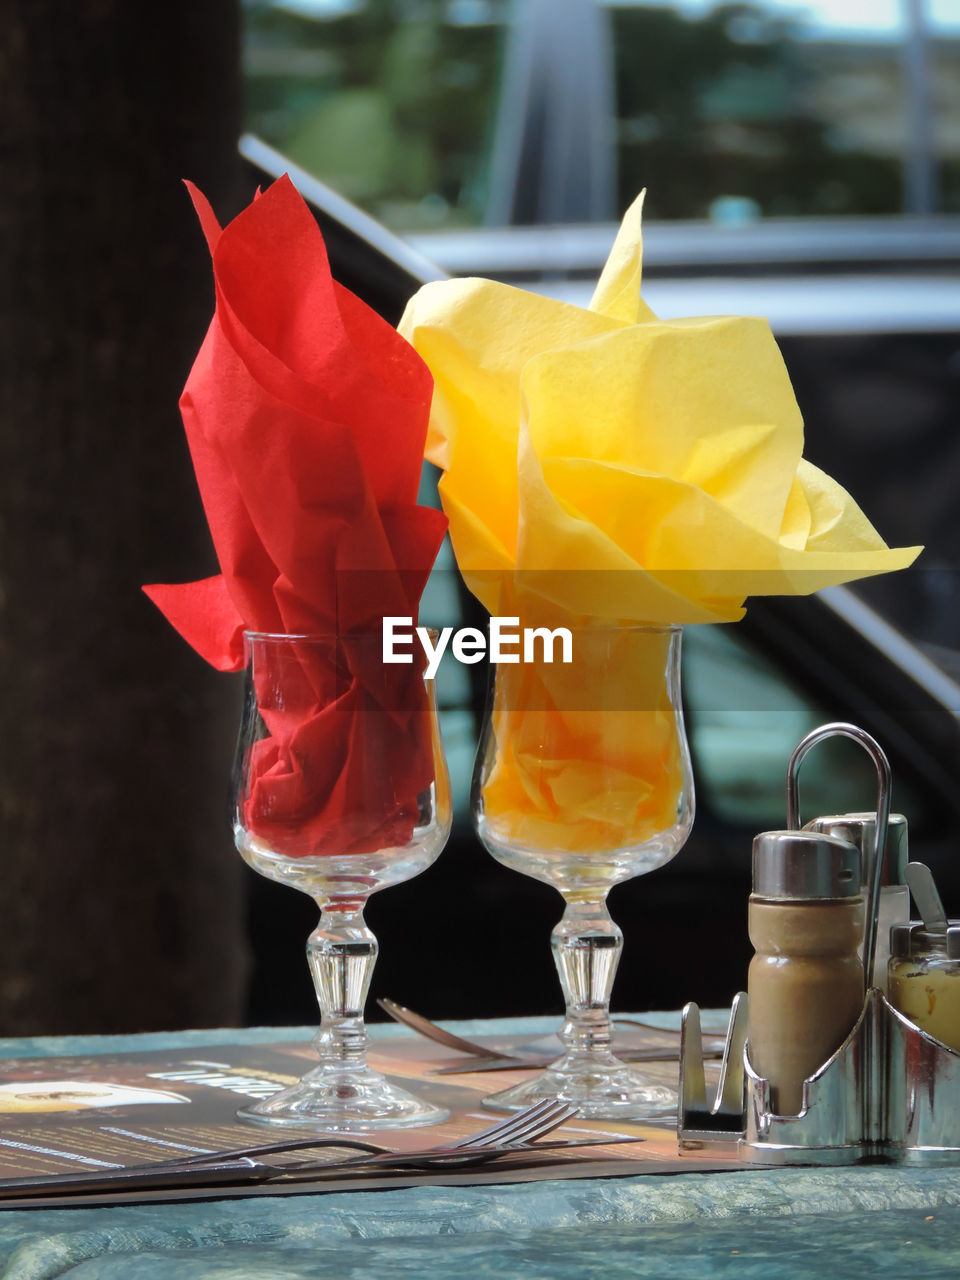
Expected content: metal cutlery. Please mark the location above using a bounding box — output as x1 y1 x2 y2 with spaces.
428 1049 719 1075
267 1134 643 1176
904 861 949 933
0 1098 624 1199
378 998 726 1069
377 999 518 1059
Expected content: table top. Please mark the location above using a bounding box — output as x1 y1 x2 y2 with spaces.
1 1019 959 1280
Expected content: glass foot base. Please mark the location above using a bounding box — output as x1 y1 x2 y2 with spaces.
237 1063 449 1132
481 1051 676 1122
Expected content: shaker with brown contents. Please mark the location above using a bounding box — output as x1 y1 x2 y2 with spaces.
747 831 864 1116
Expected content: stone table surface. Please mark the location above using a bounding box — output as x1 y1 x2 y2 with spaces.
0 1020 958 1280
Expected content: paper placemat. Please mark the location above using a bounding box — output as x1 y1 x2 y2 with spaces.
0 1029 744 1207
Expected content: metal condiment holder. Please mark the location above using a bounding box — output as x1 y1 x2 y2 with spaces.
679 721 960 1165
681 989 881 1163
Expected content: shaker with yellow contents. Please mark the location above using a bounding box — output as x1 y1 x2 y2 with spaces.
887 926 960 1051
747 831 865 1117
887 861 960 1052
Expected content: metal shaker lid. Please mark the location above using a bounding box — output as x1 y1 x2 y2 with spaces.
803 811 907 888
752 831 862 900
890 921 960 961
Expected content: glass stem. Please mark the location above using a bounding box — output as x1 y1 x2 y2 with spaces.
552 898 622 1059
307 903 377 1069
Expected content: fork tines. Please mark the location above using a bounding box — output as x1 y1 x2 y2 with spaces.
467 1099 577 1149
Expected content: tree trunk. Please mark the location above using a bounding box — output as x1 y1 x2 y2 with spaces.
0 0 248 1033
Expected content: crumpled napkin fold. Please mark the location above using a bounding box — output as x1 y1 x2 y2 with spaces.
400 192 919 855
400 190 920 625
145 177 447 857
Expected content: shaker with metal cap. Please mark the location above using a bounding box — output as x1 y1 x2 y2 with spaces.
804 812 909 992
888 924 960 1052
888 861 960 1052
747 830 865 1116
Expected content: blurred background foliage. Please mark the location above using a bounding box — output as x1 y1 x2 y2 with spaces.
244 0 503 229
243 0 959 230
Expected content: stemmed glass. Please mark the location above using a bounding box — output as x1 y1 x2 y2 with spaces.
232 631 452 1131
473 624 694 1120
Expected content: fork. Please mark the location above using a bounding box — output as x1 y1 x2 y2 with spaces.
376 998 517 1060
278 1099 580 1174
161 1096 575 1170
378 999 727 1066
442 1097 576 1149
0 1099 581 1199
200 1100 645 1177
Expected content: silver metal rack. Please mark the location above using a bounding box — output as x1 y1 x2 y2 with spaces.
678 721 960 1166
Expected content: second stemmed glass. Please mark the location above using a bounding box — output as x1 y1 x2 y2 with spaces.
473 623 694 1120
232 631 452 1131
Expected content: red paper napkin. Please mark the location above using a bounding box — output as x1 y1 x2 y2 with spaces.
145 177 447 857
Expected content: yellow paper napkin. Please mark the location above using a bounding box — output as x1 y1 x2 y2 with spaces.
400 194 920 859
400 192 920 626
